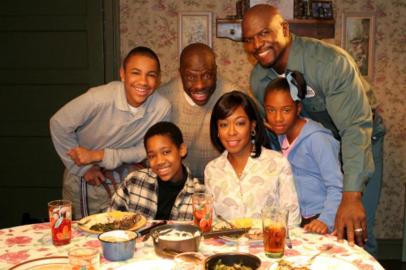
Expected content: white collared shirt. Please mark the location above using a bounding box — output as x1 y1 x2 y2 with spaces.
183 91 198 106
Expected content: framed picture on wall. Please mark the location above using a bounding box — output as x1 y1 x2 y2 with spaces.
178 11 212 55
341 12 376 80
311 1 333 19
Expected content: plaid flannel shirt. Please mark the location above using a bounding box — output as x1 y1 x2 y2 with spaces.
109 167 205 220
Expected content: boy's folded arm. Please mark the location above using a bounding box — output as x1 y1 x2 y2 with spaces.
100 144 147 170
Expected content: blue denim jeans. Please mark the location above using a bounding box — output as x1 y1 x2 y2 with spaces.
362 111 385 257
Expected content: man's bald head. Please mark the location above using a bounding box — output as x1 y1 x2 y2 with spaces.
242 4 291 72
180 43 216 69
242 4 285 38
179 43 217 106
243 4 282 23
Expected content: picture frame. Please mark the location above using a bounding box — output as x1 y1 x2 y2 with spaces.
341 12 376 80
311 1 333 19
178 11 212 55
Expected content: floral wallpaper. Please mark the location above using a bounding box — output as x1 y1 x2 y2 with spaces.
120 0 406 239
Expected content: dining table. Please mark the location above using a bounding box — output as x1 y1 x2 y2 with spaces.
0 221 384 270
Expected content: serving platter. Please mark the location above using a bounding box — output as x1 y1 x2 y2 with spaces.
213 218 263 243
269 255 358 270
77 211 147 234
9 256 70 270
115 259 174 270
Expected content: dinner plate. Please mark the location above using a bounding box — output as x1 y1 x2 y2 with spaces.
10 256 70 270
269 255 358 270
217 229 263 243
115 259 174 270
78 211 147 234
213 218 263 243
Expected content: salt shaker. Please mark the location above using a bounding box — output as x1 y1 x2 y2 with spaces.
237 236 250 253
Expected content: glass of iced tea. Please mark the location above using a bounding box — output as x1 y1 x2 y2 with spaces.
191 193 213 232
261 207 287 258
48 199 72 246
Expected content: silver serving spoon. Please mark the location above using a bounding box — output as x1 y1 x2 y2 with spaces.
305 245 333 267
153 228 173 237
216 214 236 229
77 219 91 226
285 225 293 249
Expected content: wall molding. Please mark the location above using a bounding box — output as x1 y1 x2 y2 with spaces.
377 239 403 260
103 0 121 82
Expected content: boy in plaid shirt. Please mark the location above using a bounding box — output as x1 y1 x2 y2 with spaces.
109 121 205 220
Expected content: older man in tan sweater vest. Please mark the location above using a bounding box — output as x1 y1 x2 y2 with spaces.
158 43 242 180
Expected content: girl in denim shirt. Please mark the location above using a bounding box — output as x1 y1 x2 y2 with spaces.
264 71 343 234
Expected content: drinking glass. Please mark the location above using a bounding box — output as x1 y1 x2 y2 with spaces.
48 199 72 246
68 247 100 270
191 193 213 232
261 206 287 258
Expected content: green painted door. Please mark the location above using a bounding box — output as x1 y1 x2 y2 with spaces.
0 0 119 227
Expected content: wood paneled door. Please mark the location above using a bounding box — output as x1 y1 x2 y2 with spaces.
0 0 120 227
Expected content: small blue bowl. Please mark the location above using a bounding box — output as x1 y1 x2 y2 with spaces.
98 230 137 261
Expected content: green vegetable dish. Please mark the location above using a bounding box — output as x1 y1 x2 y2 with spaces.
89 214 141 232
213 259 253 270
